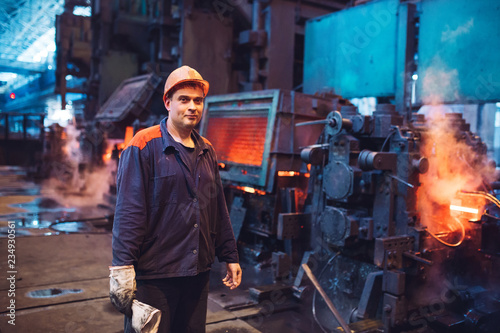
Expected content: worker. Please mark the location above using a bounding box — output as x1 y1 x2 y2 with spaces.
109 66 242 333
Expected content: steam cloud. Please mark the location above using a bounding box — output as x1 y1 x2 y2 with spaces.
441 18 474 43
41 123 115 208
420 56 459 105
417 112 496 234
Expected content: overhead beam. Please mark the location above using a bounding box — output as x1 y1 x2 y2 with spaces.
0 62 45 75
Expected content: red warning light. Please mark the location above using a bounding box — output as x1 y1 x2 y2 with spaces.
9 93 15 100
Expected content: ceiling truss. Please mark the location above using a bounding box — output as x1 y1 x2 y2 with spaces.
0 0 64 63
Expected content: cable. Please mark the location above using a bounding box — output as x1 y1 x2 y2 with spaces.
426 217 465 247
312 252 341 333
379 128 396 152
460 190 500 209
425 189 500 248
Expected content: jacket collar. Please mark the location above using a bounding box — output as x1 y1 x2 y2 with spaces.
160 117 208 153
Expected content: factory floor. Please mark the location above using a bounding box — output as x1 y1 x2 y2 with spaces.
0 166 323 333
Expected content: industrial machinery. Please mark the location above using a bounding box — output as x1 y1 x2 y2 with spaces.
0 113 45 167
47 1 500 330
201 92 500 332
199 89 344 266
298 105 500 333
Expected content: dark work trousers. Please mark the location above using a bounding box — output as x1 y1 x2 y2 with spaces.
124 271 210 333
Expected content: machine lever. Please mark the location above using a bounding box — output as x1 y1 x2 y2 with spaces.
295 118 337 127
302 263 353 333
296 111 347 136
389 174 414 188
403 251 433 266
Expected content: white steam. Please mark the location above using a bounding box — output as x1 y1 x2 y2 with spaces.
41 123 115 207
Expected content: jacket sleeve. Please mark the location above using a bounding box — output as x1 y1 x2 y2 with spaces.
112 144 150 266
213 152 239 264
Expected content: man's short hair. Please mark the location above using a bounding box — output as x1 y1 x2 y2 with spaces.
165 82 206 100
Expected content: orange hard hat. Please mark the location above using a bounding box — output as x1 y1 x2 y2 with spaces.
162 66 209 103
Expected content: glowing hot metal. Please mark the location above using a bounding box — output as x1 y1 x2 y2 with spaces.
449 204 479 214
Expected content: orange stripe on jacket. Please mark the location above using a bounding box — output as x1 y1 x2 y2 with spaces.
201 136 212 146
125 125 162 150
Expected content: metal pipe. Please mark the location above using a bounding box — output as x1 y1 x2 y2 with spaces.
403 251 433 266
249 0 261 84
302 263 352 333
389 174 414 188
252 0 261 29
295 119 332 127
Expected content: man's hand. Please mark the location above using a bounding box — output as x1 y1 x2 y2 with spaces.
222 263 242 290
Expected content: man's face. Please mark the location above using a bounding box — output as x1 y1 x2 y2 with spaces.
165 86 204 131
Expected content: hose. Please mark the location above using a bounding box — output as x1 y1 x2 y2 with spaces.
425 190 500 248
460 190 500 210
426 217 465 247
312 252 341 333
379 128 396 152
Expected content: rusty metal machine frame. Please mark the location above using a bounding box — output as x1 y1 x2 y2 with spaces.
199 89 339 193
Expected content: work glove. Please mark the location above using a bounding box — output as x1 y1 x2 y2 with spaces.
109 265 162 333
131 299 162 333
109 265 136 317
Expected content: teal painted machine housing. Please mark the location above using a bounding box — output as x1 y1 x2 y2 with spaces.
303 0 500 105
416 0 500 104
303 0 401 99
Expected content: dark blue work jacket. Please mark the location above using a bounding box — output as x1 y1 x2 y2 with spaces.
112 118 238 279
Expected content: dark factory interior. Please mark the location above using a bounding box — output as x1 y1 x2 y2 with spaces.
1 0 500 332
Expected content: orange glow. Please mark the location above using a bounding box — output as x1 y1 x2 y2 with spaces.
102 139 127 163
102 144 114 163
449 205 478 215
205 116 268 166
242 186 255 193
278 171 299 177
417 110 496 239
124 126 134 147
219 162 226 169
277 171 310 177
234 186 266 195
102 152 112 163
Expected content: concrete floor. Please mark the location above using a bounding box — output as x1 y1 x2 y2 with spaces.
0 166 324 333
